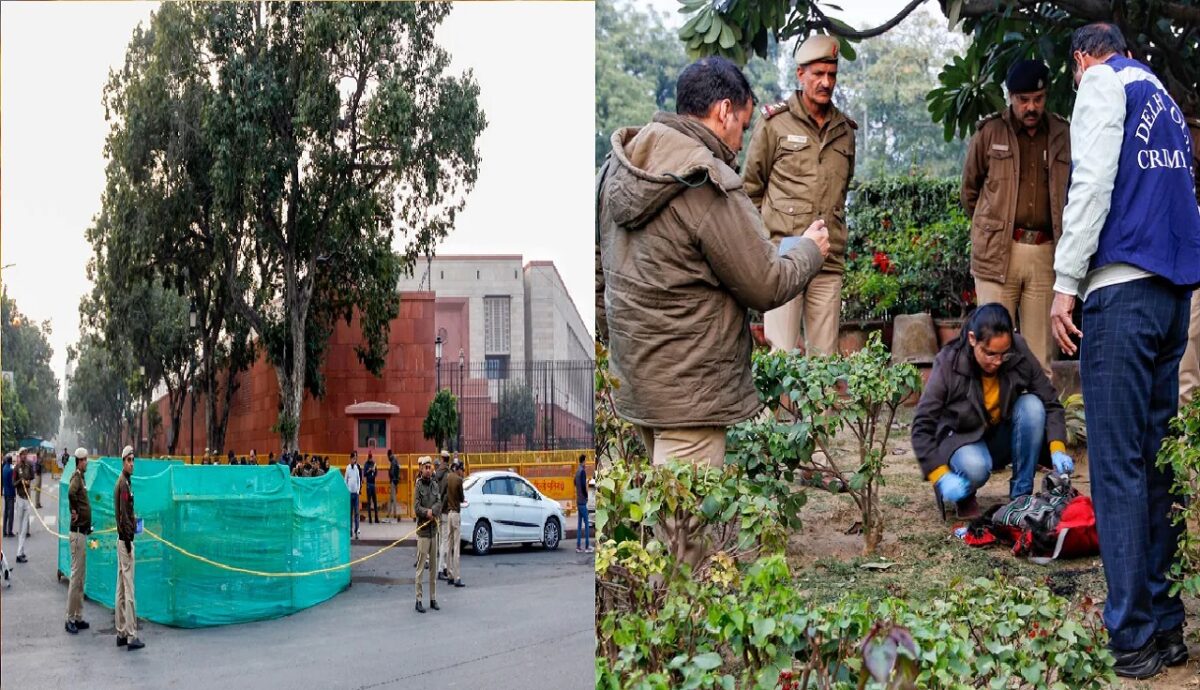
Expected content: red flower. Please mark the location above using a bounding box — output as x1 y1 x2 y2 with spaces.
872 251 893 274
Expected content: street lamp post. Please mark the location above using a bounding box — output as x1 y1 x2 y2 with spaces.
458 348 465 452
435 335 443 391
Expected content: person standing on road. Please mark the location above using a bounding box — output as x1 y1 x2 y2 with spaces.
345 451 363 539
33 454 44 509
436 450 451 580
387 449 400 520
413 456 441 613
443 459 465 587
363 453 379 524
12 453 35 563
65 448 92 635
575 454 591 553
743 35 856 356
962 59 1072 380
2 455 14 537
1050 23 1200 680
114 445 145 650
597 56 828 567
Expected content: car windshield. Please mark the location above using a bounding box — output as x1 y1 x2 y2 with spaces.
463 475 481 491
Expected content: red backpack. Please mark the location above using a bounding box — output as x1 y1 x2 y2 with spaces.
962 474 1100 563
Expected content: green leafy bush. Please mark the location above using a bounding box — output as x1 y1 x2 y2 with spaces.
732 334 922 554
1158 397 1200 597
843 177 972 320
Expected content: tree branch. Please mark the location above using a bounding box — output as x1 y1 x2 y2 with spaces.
816 0 926 39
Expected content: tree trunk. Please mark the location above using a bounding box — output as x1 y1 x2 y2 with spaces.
276 308 306 452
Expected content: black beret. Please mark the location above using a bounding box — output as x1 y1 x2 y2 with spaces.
1006 59 1049 94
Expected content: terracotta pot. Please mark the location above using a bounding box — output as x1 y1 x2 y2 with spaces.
891 313 938 365
934 318 965 348
838 324 868 355
749 323 768 347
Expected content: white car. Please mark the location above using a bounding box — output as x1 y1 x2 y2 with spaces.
460 470 566 555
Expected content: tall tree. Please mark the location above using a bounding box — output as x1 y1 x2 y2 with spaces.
66 334 132 453
836 8 967 178
1 292 61 441
98 3 486 451
677 0 1200 139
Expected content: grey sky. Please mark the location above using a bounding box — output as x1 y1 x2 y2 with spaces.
1 2 594 390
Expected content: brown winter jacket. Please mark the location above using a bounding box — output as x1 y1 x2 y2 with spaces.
912 332 1066 479
68 468 92 534
961 108 1071 284
115 471 136 544
596 112 825 429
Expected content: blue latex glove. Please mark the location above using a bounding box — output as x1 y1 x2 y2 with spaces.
1052 451 1074 476
936 472 971 503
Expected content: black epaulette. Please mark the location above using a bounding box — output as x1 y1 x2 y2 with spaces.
845 115 858 130
760 100 789 120
1049 112 1070 124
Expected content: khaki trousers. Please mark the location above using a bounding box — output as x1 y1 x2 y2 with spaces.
763 271 842 355
446 511 462 581
14 497 31 557
637 425 726 570
974 242 1055 380
388 483 398 518
115 541 137 638
415 534 437 602
637 426 727 468
66 531 86 622
438 515 450 571
1181 290 1200 407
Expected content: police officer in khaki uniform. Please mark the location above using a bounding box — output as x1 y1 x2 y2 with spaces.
1179 108 1200 407
744 34 856 356
65 448 92 635
962 59 1072 380
413 456 441 613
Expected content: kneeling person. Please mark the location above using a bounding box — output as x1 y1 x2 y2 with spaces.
912 303 1071 518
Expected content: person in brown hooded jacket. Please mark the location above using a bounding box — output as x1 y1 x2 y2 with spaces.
114 445 144 650
597 57 828 567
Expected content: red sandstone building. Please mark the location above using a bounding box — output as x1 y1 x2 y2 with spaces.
142 256 594 459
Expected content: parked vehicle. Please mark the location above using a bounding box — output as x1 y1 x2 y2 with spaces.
460 470 565 555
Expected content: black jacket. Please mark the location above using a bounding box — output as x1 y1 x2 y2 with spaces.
912 333 1066 478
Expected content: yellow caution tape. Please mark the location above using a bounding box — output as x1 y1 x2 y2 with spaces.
29 487 439 577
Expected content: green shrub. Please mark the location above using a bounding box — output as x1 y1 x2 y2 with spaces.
843 177 972 320
1158 397 1200 597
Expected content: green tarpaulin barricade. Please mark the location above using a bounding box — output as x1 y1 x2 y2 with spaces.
57 457 350 628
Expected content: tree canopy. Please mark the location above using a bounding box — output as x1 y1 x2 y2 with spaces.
92 2 486 451
677 0 1200 140
1 292 61 445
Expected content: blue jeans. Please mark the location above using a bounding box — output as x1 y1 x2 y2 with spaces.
948 393 1045 499
577 505 590 548
1081 278 1190 651
350 495 360 535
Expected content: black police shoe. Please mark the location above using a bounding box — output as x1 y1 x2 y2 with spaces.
430 600 440 611
415 601 425 613
117 636 127 647
1111 640 1164 679
453 579 465 588
15 555 27 563
126 637 145 651
1156 626 1189 667
75 620 90 630
65 621 78 634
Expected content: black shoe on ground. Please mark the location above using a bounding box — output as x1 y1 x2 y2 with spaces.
117 636 128 647
15 555 27 563
437 571 446 581
1111 640 1165 679
1156 626 1189 667
75 620 90 630
65 621 78 634
415 601 425 613
126 638 145 651
453 579 465 588
430 600 440 611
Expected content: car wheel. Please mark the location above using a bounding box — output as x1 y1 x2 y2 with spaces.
473 521 493 556
543 517 561 550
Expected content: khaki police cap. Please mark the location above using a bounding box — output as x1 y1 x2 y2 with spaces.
418 455 433 466
794 34 840 66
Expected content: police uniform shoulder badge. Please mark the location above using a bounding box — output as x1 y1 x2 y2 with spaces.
975 112 1001 129
761 100 789 120
845 115 859 130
